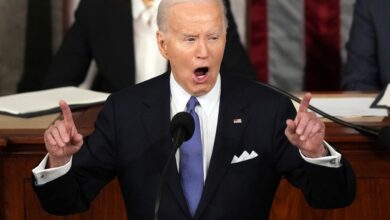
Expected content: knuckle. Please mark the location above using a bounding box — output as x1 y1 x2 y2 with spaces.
54 120 62 127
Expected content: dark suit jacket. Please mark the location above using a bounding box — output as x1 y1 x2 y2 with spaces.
18 0 256 93
34 73 356 220
342 0 390 91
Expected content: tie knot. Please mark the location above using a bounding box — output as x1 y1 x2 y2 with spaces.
186 96 199 112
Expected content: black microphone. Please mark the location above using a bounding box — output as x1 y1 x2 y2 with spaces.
170 112 195 149
259 82 390 149
154 112 195 220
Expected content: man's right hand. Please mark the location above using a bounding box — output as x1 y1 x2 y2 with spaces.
44 100 83 168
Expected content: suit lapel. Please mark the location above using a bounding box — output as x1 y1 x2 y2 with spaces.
141 74 189 215
195 76 249 219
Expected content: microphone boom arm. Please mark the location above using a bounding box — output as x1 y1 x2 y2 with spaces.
259 82 380 137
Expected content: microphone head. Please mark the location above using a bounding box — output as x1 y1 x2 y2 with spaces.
378 126 390 149
170 112 194 142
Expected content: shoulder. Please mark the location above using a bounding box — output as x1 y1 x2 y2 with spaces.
75 0 105 22
76 0 126 18
108 73 170 103
222 74 291 104
221 74 297 124
354 0 385 14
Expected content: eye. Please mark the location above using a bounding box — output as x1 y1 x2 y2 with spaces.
209 35 219 41
185 37 196 42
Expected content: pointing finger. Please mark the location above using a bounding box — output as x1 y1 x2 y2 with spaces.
59 100 74 130
298 93 312 113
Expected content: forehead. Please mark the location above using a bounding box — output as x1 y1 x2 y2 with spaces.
167 2 223 32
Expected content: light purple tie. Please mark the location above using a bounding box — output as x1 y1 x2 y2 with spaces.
180 96 204 217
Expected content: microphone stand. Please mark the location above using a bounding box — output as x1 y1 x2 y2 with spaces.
153 129 185 220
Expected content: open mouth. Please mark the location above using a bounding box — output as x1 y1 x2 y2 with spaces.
194 67 209 77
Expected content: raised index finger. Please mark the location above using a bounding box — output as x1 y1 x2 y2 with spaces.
59 100 74 130
298 93 312 113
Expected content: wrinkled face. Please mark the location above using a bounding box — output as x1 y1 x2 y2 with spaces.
157 1 226 96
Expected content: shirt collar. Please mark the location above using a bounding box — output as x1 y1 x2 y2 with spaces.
170 73 221 116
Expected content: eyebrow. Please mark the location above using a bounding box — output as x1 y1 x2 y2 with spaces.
207 32 220 36
182 31 222 37
182 33 199 37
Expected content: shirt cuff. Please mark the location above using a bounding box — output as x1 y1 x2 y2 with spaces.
299 141 342 168
32 154 72 185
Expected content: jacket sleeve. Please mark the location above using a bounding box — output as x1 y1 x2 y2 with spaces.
33 95 117 215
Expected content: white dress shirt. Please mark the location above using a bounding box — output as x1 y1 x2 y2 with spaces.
132 0 167 83
33 73 341 185
170 74 221 181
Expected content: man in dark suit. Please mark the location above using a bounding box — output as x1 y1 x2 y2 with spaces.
18 0 256 93
33 0 355 219
342 0 390 91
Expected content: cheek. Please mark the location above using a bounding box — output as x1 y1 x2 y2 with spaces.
209 43 225 59
216 43 226 57
170 47 192 62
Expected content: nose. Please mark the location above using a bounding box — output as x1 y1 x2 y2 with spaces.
196 39 209 59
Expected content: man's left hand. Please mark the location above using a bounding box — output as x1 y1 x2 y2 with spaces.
285 93 327 158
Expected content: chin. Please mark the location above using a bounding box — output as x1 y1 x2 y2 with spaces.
192 86 211 96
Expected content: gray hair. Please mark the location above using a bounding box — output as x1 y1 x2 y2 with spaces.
157 0 228 32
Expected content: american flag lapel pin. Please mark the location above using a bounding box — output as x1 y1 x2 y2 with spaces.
233 118 242 124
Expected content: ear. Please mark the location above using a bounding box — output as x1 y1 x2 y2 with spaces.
157 31 169 59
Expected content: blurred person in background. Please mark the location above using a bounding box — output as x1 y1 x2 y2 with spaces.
17 0 256 93
342 0 390 91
